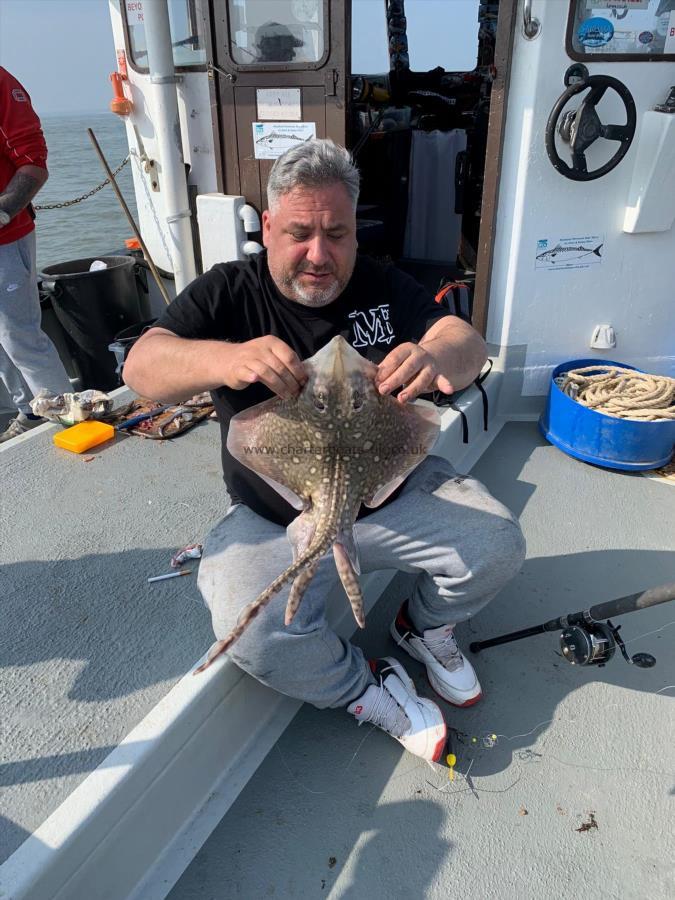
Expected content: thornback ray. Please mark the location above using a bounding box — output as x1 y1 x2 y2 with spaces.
194 335 440 674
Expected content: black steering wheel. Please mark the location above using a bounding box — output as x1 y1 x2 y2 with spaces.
545 74 636 181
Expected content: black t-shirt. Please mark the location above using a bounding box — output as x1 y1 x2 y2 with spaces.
156 251 451 526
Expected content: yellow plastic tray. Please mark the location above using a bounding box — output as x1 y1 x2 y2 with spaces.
53 421 115 453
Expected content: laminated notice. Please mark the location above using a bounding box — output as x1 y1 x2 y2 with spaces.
252 122 316 160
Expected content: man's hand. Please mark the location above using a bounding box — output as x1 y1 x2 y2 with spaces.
375 342 453 404
225 336 307 399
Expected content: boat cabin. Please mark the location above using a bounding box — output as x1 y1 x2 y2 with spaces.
1 2 673 898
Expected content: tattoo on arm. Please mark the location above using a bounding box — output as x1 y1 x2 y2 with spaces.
0 172 43 220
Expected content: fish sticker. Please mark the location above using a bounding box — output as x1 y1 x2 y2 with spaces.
535 236 605 271
253 121 317 159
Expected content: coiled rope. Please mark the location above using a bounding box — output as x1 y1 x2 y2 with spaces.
559 366 675 421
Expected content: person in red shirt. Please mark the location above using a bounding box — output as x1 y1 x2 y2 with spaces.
0 67 72 442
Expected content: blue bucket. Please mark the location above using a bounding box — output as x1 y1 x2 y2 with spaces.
539 359 675 471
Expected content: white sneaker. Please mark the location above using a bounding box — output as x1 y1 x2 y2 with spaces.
0 413 46 443
391 601 482 708
347 657 447 763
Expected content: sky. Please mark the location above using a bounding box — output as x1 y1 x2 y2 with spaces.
0 0 116 116
0 0 480 116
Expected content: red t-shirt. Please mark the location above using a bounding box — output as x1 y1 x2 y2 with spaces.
0 67 48 246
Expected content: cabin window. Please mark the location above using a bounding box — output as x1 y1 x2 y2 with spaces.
352 1 389 73
352 0 481 74
567 0 675 61
227 0 326 66
124 0 207 70
406 0 480 73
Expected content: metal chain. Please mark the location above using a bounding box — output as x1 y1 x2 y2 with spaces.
34 156 130 210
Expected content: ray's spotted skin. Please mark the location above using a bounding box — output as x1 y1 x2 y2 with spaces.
194 336 440 674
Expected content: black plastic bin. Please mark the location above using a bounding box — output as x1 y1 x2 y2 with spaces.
39 255 151 392
108 318 157 384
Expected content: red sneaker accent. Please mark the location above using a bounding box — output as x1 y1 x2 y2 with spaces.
395 604 414 633
368 659 377 674
354 705 363 715
426 673 483 708
431 733 448 763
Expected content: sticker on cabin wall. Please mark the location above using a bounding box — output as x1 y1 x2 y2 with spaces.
256 89 302 121
665 11 675 53
578 18 614 47
252 122 317 160
126 1 144 25
535 235 604 271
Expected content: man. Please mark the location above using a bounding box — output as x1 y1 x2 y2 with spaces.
0 67 72 443
124 140 525 763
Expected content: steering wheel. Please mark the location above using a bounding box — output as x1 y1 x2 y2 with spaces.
545 75 636 181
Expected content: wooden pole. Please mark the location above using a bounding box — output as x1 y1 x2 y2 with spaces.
87 127 172 306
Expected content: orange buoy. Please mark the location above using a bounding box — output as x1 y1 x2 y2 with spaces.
109 72 132 116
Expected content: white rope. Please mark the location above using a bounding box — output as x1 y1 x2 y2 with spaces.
559 366 675 421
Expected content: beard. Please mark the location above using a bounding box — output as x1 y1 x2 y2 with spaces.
274 259 355 308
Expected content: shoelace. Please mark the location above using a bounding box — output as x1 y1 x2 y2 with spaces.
360 675 410 739
421 629 463 672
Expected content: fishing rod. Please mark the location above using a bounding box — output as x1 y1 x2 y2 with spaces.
470 582 675 669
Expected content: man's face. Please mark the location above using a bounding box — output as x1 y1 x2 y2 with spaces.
262 183 358 307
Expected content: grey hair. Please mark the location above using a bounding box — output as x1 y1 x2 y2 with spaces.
266 138 360 211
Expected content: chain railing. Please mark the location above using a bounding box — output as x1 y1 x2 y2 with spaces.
33 156 130 211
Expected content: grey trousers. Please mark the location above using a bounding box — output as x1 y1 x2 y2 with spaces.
198 455 526 709
0 231 72 415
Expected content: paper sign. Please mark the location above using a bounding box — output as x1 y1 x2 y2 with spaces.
126 1 144 25
257 89 302 121
252 122 316 160
586 1 648 8
535 235 604 271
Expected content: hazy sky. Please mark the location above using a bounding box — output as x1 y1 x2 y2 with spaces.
0 0 115 116
0 0 480 116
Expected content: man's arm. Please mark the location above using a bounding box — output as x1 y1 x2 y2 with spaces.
123 327 307 403
0 164 48 223
376 315 488 403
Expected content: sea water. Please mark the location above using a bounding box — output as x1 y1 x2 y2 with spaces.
35 112 139 273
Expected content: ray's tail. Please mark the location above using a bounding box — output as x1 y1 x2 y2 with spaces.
194 465 345 674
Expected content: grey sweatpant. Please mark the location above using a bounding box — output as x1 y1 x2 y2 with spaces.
0 231 72 415
198 455 526 709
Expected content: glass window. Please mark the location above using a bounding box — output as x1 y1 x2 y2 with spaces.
125 0 207 69
351 0 480 74
569 0 675 59
406 0 480 72
352 0 390 73
227 0 325 66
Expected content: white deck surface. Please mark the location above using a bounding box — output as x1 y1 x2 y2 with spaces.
167 422 675 900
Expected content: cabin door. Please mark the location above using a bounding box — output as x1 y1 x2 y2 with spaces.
209 0 349 214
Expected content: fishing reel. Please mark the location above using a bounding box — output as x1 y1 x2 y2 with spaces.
469 582 674 670
559 620 655 668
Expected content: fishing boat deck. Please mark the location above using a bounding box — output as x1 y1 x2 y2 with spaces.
168 421 675 900
1 400 673 899
0 411 222 865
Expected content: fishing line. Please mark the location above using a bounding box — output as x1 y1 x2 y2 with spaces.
274 724 378 796
622 620 675 647
275 681 674 797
